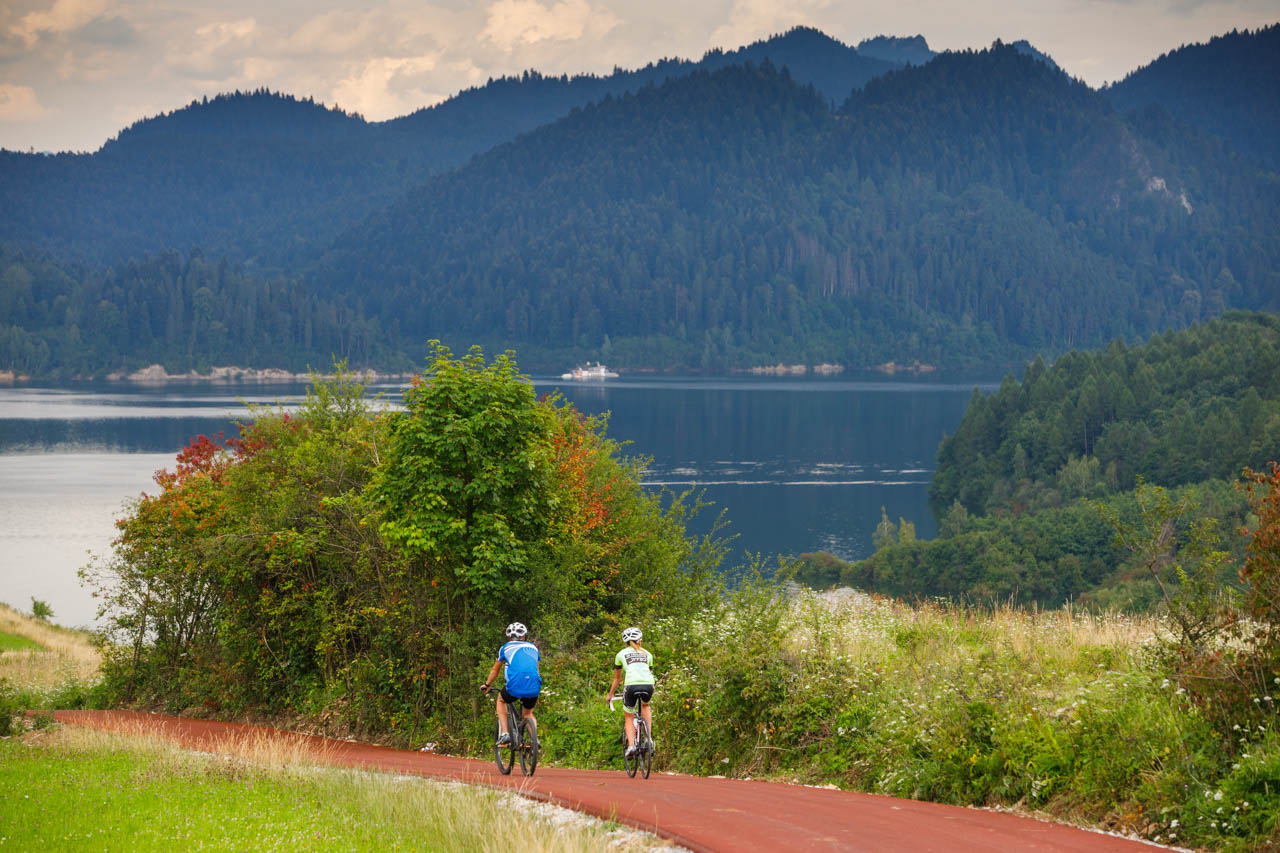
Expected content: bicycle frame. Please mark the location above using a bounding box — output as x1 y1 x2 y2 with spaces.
608 694 653 779
492 690 538 776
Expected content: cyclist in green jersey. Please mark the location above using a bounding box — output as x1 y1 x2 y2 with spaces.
604 626 654 758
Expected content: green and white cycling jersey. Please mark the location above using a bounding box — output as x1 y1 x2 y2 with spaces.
614 646 655 686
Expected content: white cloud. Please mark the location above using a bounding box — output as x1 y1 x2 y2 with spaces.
167 17 257 77
480 0 619 53
331 53 440 119
288 10 382 56
708 0 823 50
196 18 257 50
10 0 110 48
0 83 48 121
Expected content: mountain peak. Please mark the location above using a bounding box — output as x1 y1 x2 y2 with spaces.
1008 39 1061 72
107 90 366 150
856 35 937 66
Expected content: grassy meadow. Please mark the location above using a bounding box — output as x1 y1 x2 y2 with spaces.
0 723 669 852
0 602 100 714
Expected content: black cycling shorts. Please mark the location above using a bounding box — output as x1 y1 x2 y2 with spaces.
623 684 654 712
501 687 538 709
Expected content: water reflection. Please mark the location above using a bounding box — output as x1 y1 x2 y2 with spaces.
0 375 992 627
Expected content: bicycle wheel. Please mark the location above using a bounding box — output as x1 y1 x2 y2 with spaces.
518 716 539 776
636 718 652 779
494 717 515 775
623 722 639 778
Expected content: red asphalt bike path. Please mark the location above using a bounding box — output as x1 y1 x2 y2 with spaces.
54 710 1171 853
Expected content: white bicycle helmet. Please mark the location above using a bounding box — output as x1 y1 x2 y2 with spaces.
621 626 642 643
505 622 528 639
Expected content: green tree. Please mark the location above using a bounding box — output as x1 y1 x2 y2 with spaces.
872 506 898 551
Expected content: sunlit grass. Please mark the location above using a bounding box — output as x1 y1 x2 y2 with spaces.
0 724 674 852
0 601 100 695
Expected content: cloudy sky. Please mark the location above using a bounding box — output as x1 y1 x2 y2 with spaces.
1 0 1276 153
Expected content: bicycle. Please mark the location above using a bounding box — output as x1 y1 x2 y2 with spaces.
608 695 653 779
488 689 539 776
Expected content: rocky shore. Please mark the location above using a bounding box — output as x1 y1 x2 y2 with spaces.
104 364 412 383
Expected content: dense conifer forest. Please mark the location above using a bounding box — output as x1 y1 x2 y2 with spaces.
1 26 1277 376
796 312 1280 606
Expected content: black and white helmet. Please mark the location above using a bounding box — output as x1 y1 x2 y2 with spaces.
505 622 528 640
621 626 642 643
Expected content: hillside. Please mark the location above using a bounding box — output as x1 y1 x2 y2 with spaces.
798 312 1279 606
0 28 907 269
314 46 1280 370
1105 24 1280 170
2 27 1279 376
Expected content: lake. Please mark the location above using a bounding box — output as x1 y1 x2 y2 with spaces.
0 374 993 627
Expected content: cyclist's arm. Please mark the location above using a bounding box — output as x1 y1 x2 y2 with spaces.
605 666 622 701
482 657 502 690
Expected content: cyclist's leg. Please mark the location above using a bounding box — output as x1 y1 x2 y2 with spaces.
498 688 520 737
622 685 644 749
638 686 654 748
520 694 538 725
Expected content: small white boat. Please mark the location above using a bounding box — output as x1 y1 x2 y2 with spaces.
560 362 619 380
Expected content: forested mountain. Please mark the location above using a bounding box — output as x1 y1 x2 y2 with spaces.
314 45 1280 369
1 26 1277 377
799 313 1279 606
0 247 392 377
1105 25 1280 170
0 92 437 268
932 311 1280 515
0 27 906 268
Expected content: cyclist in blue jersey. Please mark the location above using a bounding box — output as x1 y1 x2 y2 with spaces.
481 622 542 745
604 626 655 758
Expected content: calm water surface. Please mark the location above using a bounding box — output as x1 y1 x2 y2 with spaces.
0 375 992 626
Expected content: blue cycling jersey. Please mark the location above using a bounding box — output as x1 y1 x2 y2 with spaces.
498 640 542 698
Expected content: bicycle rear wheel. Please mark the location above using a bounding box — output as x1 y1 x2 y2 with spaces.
623 722 639 778
494 717 515 775
637 718 652 779
518 716 539 776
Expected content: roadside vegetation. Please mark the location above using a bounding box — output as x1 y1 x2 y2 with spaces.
800 312 1280 608
70 329 1280 851
0 723 670 852
0 601 99 732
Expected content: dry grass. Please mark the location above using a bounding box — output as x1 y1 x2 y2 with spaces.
790 589 1162 670
0 600 100 689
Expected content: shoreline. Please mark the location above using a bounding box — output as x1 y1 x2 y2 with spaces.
103 364 415 384
3 360 950 385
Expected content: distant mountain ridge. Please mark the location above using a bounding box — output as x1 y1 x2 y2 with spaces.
0 26 915 268
856 35 937 65
1 25 1278 377
1105 24 1280 169
311 45 1278 369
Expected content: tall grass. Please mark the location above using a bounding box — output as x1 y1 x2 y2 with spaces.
1 723 673 852
0 601 100 702
534 587 1280 850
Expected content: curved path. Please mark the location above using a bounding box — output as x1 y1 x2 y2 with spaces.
55 710 1164 853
